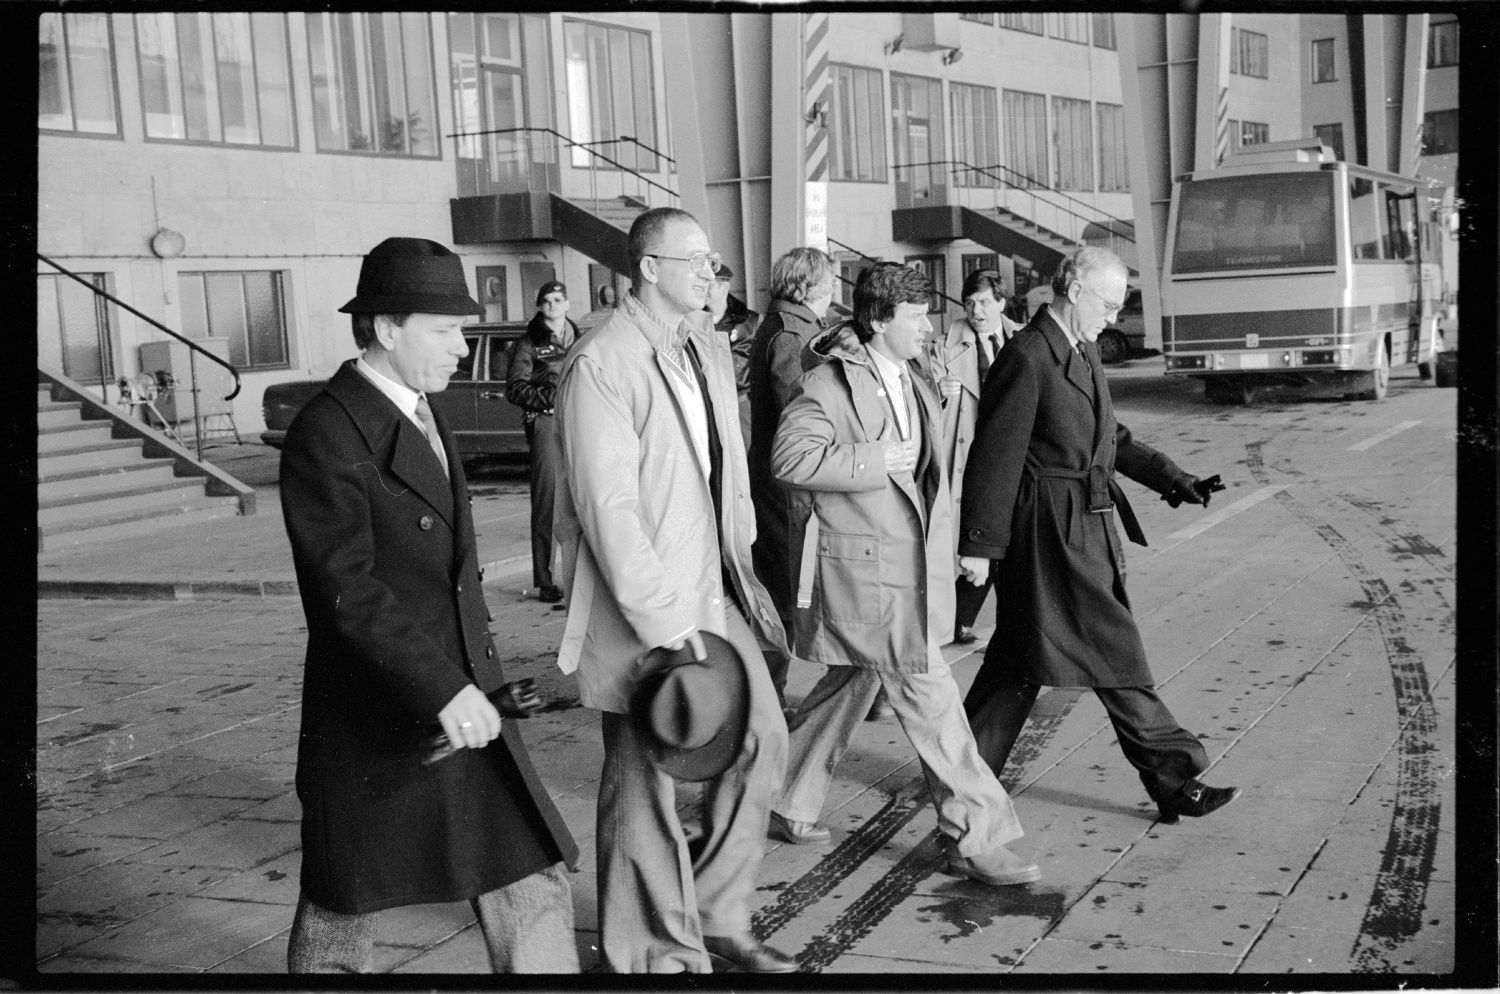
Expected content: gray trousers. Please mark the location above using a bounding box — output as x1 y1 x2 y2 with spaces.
596 607 788 973
287 863 577 973
776 656 1023 858
527 412 562 589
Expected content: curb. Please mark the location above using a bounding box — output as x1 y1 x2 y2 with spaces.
36 553 536 602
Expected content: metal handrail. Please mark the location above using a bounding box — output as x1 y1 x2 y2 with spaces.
448 125 679 201
893 158 1136 245
38 251 242 461
617 134 676 167
825 237 964 311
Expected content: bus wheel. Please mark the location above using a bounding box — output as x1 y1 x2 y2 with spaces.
1097 330 1128 364
1360 340 1390 400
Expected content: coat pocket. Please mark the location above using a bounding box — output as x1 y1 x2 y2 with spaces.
815 530 881 624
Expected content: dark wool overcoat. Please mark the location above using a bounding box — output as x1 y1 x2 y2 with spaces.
280 361 577 914
958 310 1185 688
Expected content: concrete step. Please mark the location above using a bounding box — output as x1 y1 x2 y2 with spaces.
38 463 182 503
38 405 88 430
38 481 210 526
38 421 115 452
37 496 242 552
37 440 150 476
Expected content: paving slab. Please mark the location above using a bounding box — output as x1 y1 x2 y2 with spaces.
61 896 291 969
1015 935 1242 973
1047 881 1282 956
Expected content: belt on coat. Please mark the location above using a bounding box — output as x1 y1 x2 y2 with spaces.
1025 463 1148 547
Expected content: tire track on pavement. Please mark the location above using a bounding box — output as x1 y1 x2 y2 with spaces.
1245 440 1443 972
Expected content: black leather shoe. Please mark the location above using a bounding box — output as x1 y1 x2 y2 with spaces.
537 584 564 603
951 625 978 645
1156 779 1241 823
703 934 799 973
865 691 895 722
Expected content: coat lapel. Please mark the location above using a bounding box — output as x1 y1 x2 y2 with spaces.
325 362 457 527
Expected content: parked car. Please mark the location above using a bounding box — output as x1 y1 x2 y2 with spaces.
260 322 531 460
1097 289 1146 364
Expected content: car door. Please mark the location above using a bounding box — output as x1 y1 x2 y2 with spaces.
432 332 482 445
472 329 528 455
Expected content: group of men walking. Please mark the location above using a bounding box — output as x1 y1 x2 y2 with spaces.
277 211 1240 975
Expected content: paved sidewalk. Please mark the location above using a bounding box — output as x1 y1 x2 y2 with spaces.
32 439 1466 979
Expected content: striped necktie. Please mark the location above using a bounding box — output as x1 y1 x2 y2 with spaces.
415 394 450 477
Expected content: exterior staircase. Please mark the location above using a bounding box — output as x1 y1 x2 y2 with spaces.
37 365 255 552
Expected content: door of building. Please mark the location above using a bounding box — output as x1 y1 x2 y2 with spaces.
37 272 114 388
892 73 946 210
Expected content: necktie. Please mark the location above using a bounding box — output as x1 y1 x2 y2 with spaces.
415 394 450 477
895 365 912 441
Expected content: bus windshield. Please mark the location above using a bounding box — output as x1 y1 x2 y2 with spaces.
1173 171 1336 273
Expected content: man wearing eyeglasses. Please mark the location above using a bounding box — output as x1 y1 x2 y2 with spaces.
957 246 1242 825
552 207 797 973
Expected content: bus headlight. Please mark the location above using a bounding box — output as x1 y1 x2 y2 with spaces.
1336 347 1351 366
1213 353 1225 370
1282 352 1292 366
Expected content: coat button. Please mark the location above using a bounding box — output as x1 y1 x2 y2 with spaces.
456 583 464 593
419 515 433 530
485 645 494 659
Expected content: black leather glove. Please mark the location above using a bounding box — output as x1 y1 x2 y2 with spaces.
1163 473 1224 508
423 679 546 766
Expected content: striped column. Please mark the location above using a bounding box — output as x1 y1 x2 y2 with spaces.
1214 86 1230 165
804 12 830 182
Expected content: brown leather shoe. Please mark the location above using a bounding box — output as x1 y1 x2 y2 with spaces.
703 933 799 973
768 810 831 845
947 844 1041 886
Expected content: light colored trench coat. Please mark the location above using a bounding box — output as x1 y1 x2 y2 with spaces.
552 295 789 713
771 326 956 674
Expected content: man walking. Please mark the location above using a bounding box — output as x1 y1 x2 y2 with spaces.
768 262 1039 887
507 279 579 604
958 246 1241 823
279 237 578 973
924 269 1021 645
553 207 797 973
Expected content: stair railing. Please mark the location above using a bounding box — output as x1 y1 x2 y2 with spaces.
893 159 1136 251
449 126 679 217
37 252 242 462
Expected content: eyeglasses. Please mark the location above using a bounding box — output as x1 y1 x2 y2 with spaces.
647 251 722 276
1076 281 1124 317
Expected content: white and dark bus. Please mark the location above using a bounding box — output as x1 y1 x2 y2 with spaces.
1159 140 1446 404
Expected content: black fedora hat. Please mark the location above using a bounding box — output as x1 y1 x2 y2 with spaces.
630 631 750 782
340 237 484 316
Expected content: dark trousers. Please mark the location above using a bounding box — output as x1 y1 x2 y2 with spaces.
963 662 1207 800
953 575 992 632
527 413 562 589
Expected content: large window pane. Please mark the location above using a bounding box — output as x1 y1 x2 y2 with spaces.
1092 13 1116 50
308 12 438 157
1428 18 1458 68
38 274 115 384
135 12 292 147
952 83 998 187
830 64 885 182
179 271 289 370
1002 89 1046 188
563 20 658 173
1097 103 1128 192
1053 96 1092 191
39 13 120 135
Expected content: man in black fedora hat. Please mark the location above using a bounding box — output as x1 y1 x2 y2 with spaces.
279 236 579 973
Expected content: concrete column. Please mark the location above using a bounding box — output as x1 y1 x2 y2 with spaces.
1398 14 1430 177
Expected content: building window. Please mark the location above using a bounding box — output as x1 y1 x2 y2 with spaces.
959 12 994 26
1230 28 1269 79
450 13 555 196
1428 17 1458 68
1311 38 1336 82
1092 13 1117 51
1230 119 1269 151
177 271 290 370
1002 89 1047 188
1421 109 1458 156
307 12 437 156
1313 123 1345 161
951 83 999 187
1053 97 1093 192
905 255 947 313
39 13 120 135
829 64 886 182
135 13 293 147
1048 13 1089 45
1097 103 1129 192
563 20 658 172
38 273 115 385
998 13 1045 36
891 73 945 204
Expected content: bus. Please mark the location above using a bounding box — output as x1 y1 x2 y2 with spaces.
1159 140 1446 404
